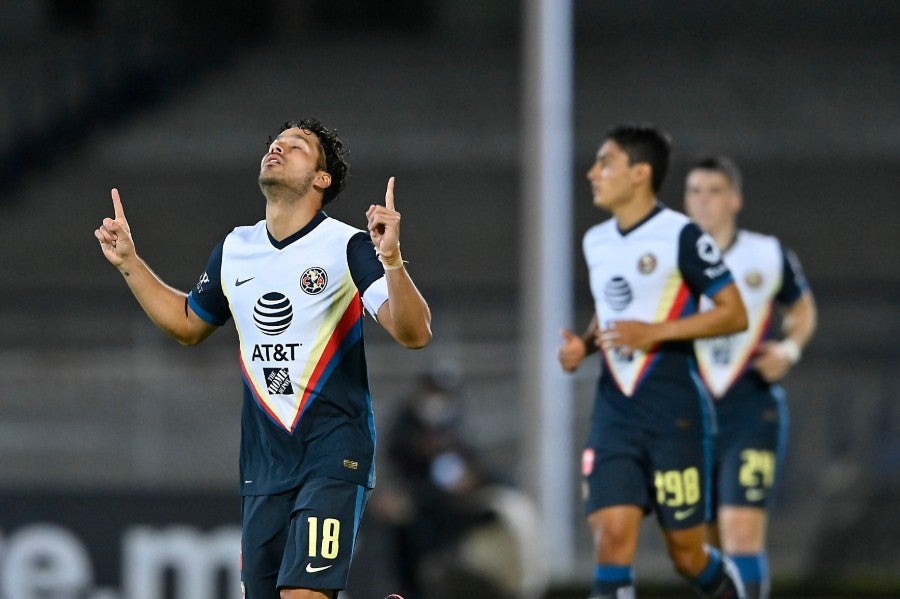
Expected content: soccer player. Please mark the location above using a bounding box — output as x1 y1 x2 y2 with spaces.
94 118 432 599
684 156 817 599
558 124 748 599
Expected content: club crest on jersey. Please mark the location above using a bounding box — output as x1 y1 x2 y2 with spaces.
254 292 293 335
696 233 722 264
300 267 328 295
603 276 633 311
745 270 764 289
637 252 657 274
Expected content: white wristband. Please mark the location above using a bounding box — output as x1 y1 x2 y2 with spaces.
778 339 802 364
382 260 406 271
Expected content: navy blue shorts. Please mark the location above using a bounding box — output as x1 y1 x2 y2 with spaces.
241 477 370 598
582 380 715 530
712 381 789 512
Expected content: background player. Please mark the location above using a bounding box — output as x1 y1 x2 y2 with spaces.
684 156 817 599
558 124 748 599
94 118 432 599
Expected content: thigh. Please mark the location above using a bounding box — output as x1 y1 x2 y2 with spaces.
242 490 298 599
716 387 787 509
583 422 651 517
649 429 710 531
278 477 370 592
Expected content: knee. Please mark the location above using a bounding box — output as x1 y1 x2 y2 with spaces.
668 545 708 576
591 521 639 562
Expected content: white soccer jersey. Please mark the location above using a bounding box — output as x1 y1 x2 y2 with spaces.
188 212 389 494
695 230 806 398
583 205 733 397
219 218 386 431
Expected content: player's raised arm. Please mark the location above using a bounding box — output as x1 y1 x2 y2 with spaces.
94 188 135 268
94 188 217 346
369 177 432 349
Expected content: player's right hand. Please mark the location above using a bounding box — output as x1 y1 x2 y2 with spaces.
94 188 135 269
558 327 587 372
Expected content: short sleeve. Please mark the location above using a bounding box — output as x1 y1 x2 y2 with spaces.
678 222 734 298
347 231 388 318
774 244 809 306
187 239 231 326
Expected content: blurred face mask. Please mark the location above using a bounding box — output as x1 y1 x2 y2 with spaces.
416 392 458 428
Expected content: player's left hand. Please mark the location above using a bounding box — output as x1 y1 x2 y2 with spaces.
599 320 655 355
752 340 794 381
366 177 402 266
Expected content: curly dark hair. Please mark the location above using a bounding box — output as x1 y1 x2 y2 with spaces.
271 118 351 206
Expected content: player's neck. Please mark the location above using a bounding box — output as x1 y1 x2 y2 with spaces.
265 194 321 241
614 192 657 230
710 223 737 252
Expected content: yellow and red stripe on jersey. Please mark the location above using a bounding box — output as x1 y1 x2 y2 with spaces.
240 273 364 432
605 272 692 397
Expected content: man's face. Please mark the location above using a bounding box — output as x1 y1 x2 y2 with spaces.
684 169 741 234
258 127 327 196
586 140 639 211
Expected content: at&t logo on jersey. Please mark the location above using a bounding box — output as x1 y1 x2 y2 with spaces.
300 267 328 295
603 276 633 311
253 292 294 335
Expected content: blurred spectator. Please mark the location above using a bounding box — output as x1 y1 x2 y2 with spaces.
370 367 547 599
375 368 493 597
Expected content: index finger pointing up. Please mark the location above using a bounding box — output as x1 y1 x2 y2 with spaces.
111 188 125 220
384 176 395 211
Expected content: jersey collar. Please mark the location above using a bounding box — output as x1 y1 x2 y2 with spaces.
267 211 328 249
617 202 663 236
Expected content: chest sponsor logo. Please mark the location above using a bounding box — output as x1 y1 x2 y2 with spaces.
709 336 733 365
603 276 632 311
253 292 293 335
300 267 328 295
264 367 293 394
637 252 657 274
252 343 300 361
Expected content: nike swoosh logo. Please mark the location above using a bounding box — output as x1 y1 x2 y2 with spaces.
305 563 333 573
674 507 697 521
235 277 254 286
745 489 767 502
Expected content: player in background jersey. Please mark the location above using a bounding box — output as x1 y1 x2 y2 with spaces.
95 118 431 599
684 156 817 599
558 124 748 599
